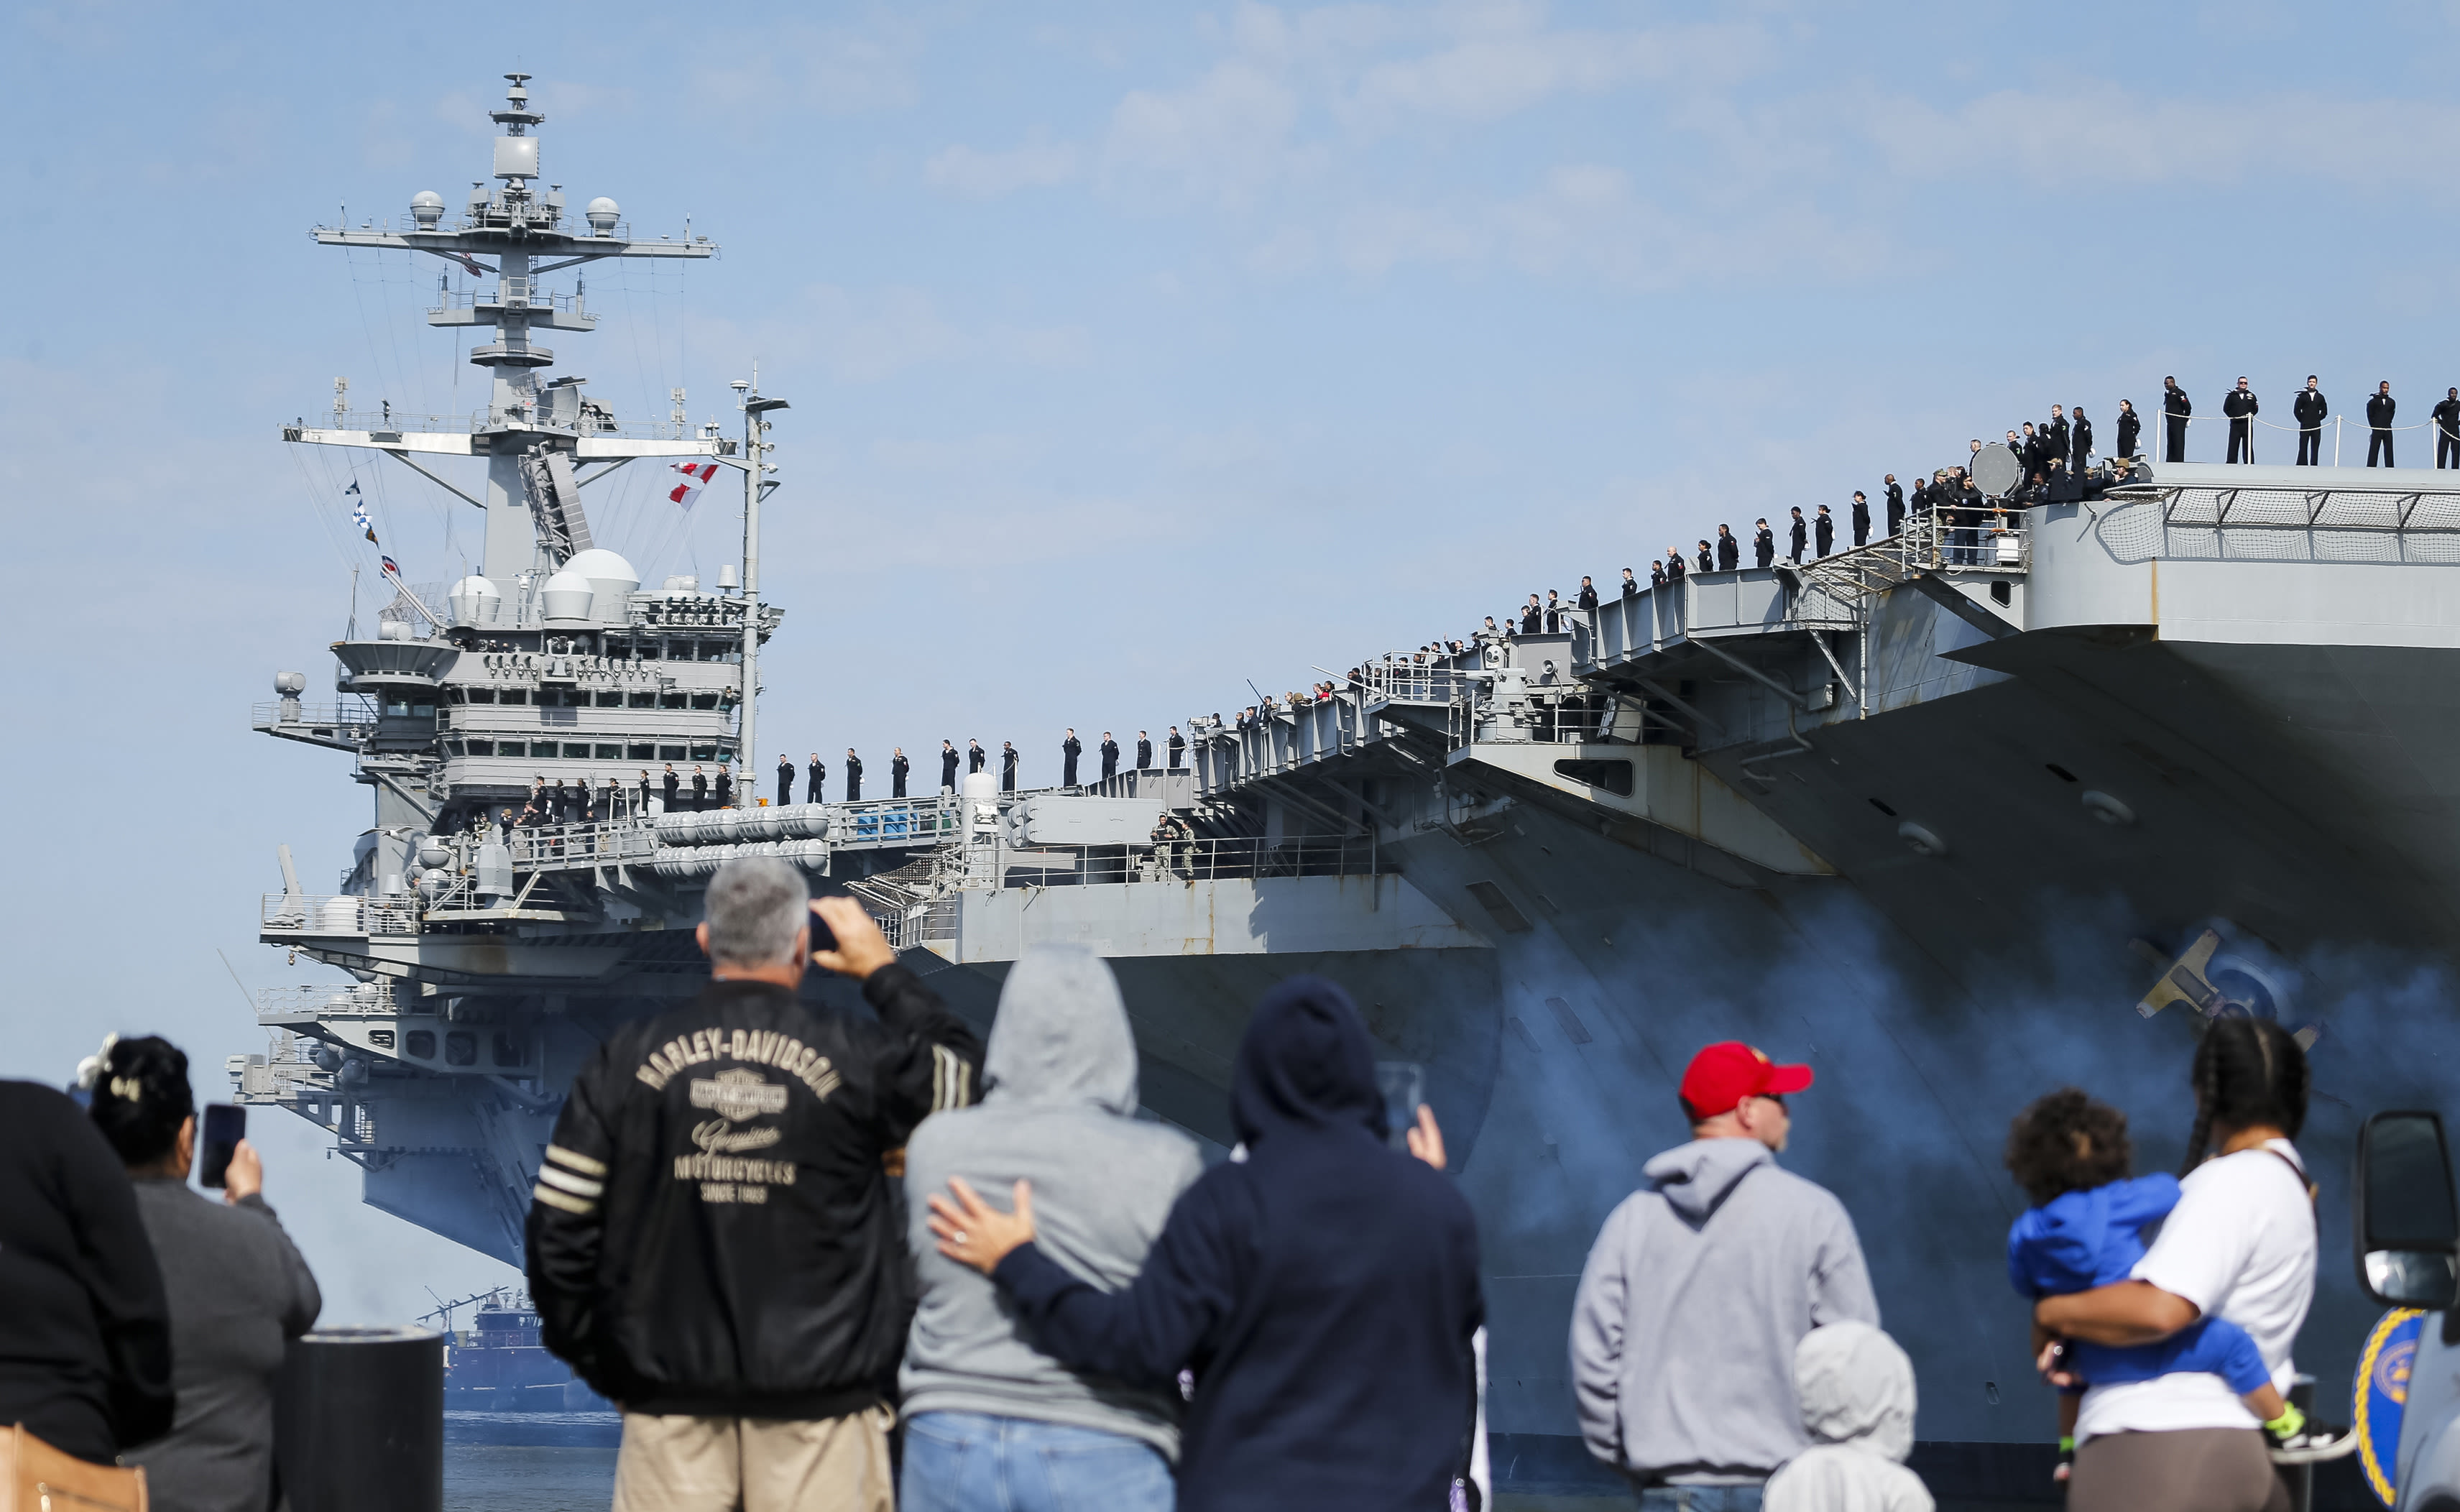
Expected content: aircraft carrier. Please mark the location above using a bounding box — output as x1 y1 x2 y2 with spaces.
236 75 2460 1495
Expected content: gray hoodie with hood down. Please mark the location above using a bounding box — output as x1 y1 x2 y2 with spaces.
1570 1138 1879 1485
900 946 1204 1458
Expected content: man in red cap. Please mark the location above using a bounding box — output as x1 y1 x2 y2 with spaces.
1568 1041 1878 1507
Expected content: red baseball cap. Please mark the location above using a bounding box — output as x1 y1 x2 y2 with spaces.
1679 1041 1814 1120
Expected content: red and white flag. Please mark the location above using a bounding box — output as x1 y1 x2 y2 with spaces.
666 461 720 510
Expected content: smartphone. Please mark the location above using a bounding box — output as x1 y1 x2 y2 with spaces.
1374 1061 1425 1150
198 1104 246 1189
806 902 837 954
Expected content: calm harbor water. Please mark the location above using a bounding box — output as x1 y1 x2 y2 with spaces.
444 1414 618 1512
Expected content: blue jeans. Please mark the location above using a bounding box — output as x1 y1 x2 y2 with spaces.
1638 1487 1764 1511
900 1411 1173 1512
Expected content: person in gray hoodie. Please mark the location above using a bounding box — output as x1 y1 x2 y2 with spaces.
897 946 1204 1512
1570 1041 1879 1508
1763 1322 1932 1512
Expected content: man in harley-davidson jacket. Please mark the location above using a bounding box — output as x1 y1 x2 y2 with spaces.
528 857 984 1512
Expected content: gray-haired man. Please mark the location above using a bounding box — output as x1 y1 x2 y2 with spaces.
528 859 985 1512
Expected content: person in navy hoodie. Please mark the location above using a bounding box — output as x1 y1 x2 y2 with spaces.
927 975 1483 1511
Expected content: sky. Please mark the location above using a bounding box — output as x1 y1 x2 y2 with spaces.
6 0 2460 1321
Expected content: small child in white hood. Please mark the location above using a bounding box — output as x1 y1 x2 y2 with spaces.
1764 1322 1934 1512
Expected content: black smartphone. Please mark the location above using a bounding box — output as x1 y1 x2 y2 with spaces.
807 903 837 954
198 1104 246 1189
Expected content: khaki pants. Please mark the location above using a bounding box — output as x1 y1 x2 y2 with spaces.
2068 1428 2290 1512
612 1406 895 1512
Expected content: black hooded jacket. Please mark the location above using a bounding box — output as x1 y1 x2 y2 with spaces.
991 977 1483 1511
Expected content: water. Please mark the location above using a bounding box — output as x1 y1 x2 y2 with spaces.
445 1414 619 1512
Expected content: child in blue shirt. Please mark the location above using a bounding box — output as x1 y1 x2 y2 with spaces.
2004 1088 2302 1478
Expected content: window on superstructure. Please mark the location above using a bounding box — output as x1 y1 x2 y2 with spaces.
499 690 528 706
595 691 624 708
464 688 496 704
658 692 688 710
627 743 654 760
627 692 655 709
492 1033 528 1068
465 739 495 757
561 742 589 760
446 688 464 704
691 745 717 762
444 1032 476 1066
404 1031 436 1060
594 744 621 760
411 703 435 718
561 689 593 709
689 692 719 710
658 745 685 760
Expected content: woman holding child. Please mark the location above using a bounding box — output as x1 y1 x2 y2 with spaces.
2026 1018 2345 1511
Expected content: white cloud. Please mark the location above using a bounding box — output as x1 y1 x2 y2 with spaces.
925 138 1082 198
694 286 1091 387
1345 11 1772 125
1858 85 2460 191
1103 57 1319 207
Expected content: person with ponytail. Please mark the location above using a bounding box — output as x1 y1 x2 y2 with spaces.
2034 1018 2344 1511
86 1035 322 1512
0 1063 174 1465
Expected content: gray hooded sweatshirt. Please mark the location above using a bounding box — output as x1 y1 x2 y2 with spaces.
1764 1322 1933 1512
900 946 1204 1458
1570 1138 1879 1484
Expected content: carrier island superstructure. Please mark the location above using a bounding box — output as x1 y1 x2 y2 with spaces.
239 75 2460 1490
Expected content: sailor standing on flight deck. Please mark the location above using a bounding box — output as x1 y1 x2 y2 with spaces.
1061 730 1082 788
1788 508 1808 565
714 767 734 810
2162 378 2192 462
890 750 909 799
1813 506 1835 559
967 740 986 774
2368 381 2398 467
1883 478 1905 538
940 742 959 792
1100 732 1120 781
2070 408 2093 474
2436 388 2460 469
1849 492 1870 549
778 755 795 807
2115 400 2142 461
663 765 681 812
1167 727 1186 770
2223 377 2258 464
809 754 826 805
1621 568 1640 599
2293 378 2328 466
844 750 862 803
1578 577 1600 614
1135 731 1153 769
1754 520 1775 569
1000 742 1019 793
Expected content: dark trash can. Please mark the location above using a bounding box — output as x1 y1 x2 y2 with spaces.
275 1326 444 1512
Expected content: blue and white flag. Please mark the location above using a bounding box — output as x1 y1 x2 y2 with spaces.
347 481 378 545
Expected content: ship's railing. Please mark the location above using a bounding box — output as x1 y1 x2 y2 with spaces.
319 407 698 443
256 984 398 1020
252 702 380 738
508 821 660 869
1356 655 1480 706
947 834 1388 889
261 894 423 937
2094 482 2460 566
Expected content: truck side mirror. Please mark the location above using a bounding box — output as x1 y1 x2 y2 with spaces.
2357 1110 2460 1310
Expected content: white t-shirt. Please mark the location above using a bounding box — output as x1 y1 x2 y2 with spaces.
2075 1140 2315 1443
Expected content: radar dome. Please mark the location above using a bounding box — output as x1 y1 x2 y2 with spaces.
447 573 502 627
563 549 640 620
585 196 619 234
410 190 446 230
540 567 596 624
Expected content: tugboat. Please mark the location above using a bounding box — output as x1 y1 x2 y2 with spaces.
423 1289 611 1414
